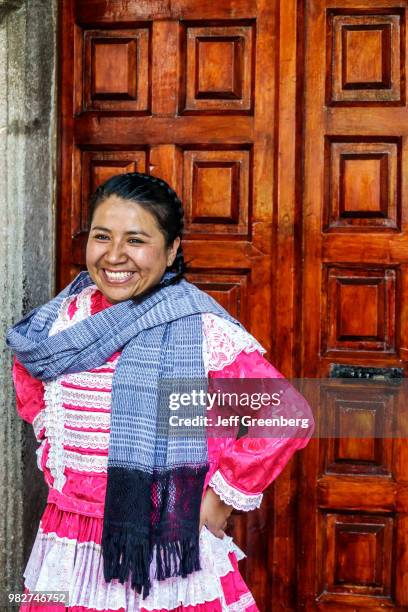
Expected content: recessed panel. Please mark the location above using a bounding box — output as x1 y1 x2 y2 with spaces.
181 24 254 113
183 149 250 236
186 271 249 324
323 267 396 354
324 139 401 231
321 514 393 596
327 12 404 105
197 39 239 97
343 26 390 88
320 384 394 476
83 28 150 112
75 150 148 234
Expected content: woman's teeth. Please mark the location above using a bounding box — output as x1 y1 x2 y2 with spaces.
104 270 134 282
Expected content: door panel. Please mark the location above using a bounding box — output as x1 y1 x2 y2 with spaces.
299 1 408 609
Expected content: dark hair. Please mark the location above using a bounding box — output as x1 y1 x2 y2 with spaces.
89 172 187 284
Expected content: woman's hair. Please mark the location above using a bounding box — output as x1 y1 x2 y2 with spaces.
89 172 187 284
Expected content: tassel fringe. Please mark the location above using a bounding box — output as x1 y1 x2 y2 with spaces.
102 527 201 600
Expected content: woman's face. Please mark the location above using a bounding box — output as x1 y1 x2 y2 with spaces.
86 195 180 304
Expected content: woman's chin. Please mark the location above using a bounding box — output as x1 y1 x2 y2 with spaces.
96 282 139 304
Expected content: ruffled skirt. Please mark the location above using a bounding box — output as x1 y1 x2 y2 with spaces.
20 504 259 612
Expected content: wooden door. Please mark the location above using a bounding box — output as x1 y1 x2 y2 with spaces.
59 1 408 609
58 1 303 609
299 0 408 609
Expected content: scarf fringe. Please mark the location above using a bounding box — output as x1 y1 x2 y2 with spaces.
102 528 201 600
102 528 152 598
154 535 201 581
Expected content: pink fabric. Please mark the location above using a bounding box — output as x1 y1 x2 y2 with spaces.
21 585 223 612
20 502 252 611
13 286 313 612
15 349 311 507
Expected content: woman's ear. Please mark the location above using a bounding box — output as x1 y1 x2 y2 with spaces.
167 236 181 267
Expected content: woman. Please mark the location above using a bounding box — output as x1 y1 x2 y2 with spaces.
7 172 313 612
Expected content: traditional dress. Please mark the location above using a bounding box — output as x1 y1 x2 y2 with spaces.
13 284 312 611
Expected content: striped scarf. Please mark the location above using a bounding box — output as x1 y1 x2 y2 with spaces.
6 271 243 598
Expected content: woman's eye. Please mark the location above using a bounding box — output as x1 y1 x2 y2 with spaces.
129 238 144 244
94 234 109 240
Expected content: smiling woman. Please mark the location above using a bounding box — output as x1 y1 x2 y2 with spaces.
86 175 182 303
6 172 314 612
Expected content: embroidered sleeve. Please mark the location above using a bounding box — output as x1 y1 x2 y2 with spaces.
202 313 266 373
207 349 314 511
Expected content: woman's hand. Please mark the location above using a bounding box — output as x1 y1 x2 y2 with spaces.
199 487 234 539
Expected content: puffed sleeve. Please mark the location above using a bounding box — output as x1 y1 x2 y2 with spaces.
12 355 46 441
203 316 314 512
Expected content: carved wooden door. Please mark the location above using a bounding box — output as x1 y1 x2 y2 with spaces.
59 1 408 609
58 1 295 610
299 1 408 609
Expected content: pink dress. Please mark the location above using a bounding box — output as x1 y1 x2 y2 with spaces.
13 285 313 612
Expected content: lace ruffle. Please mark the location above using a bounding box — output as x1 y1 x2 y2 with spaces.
61 386 112 411
32 410 46 442
48 285 95 336
228 592 257 611
64 408 111 431
24 526 245 611
202 313 266 373
208 470 263 511
63 427 110 451
64 448 108 473
43 379 66 491
62 370 114 390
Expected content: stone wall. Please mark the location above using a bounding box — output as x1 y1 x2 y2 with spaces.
0 0 57 598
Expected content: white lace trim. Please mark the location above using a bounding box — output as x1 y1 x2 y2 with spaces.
48 287 95 337
32 410 46 442
63 427 110 451
64 448 108 473
228 592 256 611
208 470 263 512
64 408 111 431
43 379 66 491
35 440 46 472
202 313 266 373
24 526 246 611
61 386 111 411
62 370 114 390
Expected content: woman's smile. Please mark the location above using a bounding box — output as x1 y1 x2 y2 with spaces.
85 195 180 304
101 269 137 284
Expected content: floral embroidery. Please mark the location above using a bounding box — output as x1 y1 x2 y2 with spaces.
202 313 266 373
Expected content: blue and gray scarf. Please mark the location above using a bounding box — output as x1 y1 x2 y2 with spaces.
6 270 243 598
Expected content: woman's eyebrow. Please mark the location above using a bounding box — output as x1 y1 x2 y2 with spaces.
91 226 151 237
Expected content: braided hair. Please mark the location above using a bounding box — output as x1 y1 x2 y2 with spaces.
89 172 186 287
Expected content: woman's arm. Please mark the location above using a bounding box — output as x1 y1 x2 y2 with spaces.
12 355 46 441
206 349 314 511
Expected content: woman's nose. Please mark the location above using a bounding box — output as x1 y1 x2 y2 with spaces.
104 241 127 263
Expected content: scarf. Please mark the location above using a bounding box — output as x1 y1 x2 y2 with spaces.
6 270 244 598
